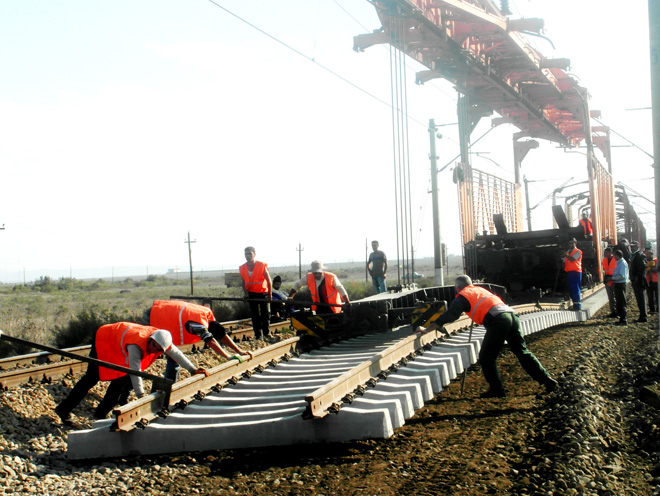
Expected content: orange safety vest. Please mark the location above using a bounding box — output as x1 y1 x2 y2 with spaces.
580 218 593 235
564 248 582 273
601 256 616 276
457 285 505 326
647 258 658 283
307 272 342 314
239 261 269 293
149 300 215 346
95 322 163 381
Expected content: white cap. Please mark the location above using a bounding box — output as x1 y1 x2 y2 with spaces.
311 260 324 273
150 329 173 351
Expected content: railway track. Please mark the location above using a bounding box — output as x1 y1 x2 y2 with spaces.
0 319 293 389
64 286 607 460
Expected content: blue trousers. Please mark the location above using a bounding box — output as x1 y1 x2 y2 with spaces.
372 276 386 294
567 271 582 309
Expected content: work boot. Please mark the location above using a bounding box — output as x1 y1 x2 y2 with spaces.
607 313 618 318
54 405 72 426
615 320 628 326
637 318 648 323
480 388 506 399
544 378 558 394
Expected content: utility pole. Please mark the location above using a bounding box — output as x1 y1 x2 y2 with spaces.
296 243 304 279
650 0 660 335
185 231 196 295
365 238 368 282
429 119 444 285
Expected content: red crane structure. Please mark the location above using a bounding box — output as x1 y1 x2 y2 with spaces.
355 0 617 281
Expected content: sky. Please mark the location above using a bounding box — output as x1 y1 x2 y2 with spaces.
0 0 654 283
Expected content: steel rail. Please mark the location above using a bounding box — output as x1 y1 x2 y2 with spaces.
0 345 91 370
0 320 292 389
112 336 303 431
303 295 598 418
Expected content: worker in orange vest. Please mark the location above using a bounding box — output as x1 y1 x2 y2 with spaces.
579 212 593 236
239 246 273 341
288 260 350 314
415 275 557 398
563 238 583 310
55 322 208 425
147 299 253 381
645 249 658 314
601 247 618 318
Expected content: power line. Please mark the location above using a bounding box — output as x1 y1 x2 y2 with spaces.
206 0 430 128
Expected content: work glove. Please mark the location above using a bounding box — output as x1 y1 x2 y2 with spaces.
414 326 427 334
229 354 244 363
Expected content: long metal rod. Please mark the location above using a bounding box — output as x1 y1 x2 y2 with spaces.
169 295 343 307
0 332 173 400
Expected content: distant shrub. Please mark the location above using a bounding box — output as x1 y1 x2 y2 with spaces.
343 281 372 300
54 307 140 349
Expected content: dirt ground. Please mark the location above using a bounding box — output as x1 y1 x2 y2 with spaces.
2 302 660 495
128 305 660 496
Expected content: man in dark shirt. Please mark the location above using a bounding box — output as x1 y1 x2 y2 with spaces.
367 240 388 294
629 241 648 323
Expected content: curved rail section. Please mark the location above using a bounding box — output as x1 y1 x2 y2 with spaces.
67 287 608 460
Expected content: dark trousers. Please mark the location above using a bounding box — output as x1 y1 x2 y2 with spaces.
56 344 132 419
632 279 648 319
614 283 628 322
248 292 270 339
605 282 616 315
479 313 550 392
647 281 658 313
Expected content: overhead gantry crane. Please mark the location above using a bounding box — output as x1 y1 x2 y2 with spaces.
355 0 616 281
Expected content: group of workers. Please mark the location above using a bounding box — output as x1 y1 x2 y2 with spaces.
54 246 358 425
601 239 657 325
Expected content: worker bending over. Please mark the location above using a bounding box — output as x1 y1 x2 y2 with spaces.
415 275 557 398
289 260 350 314
146 299 253 381
55 322 208 424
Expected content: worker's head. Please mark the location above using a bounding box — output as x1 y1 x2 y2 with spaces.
631 241 639 252
311 260 324 280
614 249 623 260
273 275 282 289
371 240 379 251
454 274 472 291
604 247 613 256
582 212 588 219
147 329 173 354
646 250 654 258
568 238 577 248
244 246 256 262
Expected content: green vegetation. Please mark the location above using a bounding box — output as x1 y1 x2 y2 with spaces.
0 257 463 358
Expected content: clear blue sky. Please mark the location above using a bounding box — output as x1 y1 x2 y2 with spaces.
0 0 654 283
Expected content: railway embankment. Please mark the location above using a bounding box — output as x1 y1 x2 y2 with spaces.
0 304 659 495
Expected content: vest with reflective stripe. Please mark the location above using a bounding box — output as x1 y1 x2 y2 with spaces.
95 322 162 381
457 285 504 326
149 300 215 346
239 261 269 293
564 248 582 272
601 256 616 276
307 272 342 314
